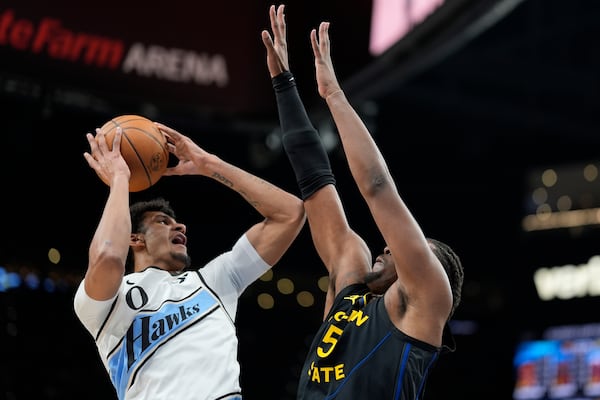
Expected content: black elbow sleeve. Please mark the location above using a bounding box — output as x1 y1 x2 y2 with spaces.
282 128 336 200
273 72 336 200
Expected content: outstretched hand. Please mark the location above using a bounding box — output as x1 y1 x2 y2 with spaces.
310 22 342 100
262 4 290 78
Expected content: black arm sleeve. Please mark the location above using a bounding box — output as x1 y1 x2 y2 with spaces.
273 71 335 200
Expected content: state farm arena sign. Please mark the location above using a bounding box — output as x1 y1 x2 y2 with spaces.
0 4 271 114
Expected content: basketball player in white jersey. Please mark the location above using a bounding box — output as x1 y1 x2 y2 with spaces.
74 122 306 400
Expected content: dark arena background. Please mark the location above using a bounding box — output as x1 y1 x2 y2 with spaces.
1 0 600 399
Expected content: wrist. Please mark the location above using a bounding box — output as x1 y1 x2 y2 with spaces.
272 71 296 92
325 89 344 102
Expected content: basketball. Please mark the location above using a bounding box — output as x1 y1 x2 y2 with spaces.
97 115 169 192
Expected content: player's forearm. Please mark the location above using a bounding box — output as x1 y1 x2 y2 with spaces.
205 155 303 223
273 72 336 200
325 91 395 196
89 175 131 263
86 176 130 300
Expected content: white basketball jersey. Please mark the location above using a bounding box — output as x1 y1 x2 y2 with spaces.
74 234 270 400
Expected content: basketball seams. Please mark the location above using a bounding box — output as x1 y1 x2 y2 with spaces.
113 116 168 159
98 115 168 192
122 126 169 156
121 132 153 190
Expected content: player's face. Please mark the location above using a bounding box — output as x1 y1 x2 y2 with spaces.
141 212 189 270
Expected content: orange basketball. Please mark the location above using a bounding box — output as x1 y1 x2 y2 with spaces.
98 115 169 192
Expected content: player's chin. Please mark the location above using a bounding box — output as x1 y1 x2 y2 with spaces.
171 252 192 269
363 269 383 285
372 261 384 273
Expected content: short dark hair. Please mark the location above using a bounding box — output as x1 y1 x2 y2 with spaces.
428 238 464 320
130 197 176 234
126 198 177 270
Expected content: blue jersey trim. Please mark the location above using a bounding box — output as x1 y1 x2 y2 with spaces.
325 331 393 400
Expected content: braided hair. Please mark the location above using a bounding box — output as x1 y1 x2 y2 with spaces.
428 238 464 320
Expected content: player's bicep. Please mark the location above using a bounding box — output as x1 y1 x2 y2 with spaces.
83 256 125 301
